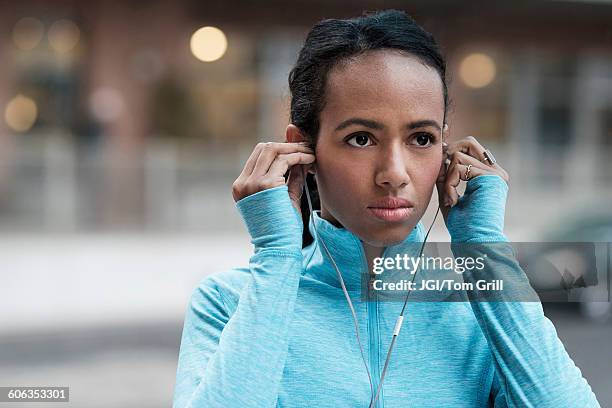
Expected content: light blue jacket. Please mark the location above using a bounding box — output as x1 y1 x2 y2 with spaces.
173 175 600 407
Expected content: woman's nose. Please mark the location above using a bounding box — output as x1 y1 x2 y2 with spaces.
374 146 411 189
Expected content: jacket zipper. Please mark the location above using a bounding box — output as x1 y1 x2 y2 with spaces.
363 246 392 408
367 293 382 407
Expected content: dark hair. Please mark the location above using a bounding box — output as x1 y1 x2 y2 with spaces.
288 9 449 248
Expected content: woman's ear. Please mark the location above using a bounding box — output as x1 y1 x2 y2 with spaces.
285 124 307 144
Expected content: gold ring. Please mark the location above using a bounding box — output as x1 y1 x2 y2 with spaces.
464 164 473 180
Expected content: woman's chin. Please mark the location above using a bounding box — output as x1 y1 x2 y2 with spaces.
357 226 414 247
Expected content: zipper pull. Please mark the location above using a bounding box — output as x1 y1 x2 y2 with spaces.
393 316 404 336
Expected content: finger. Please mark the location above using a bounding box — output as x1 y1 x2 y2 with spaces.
448 150 506 182
444 160 462 206
436 155 452 216
446 136 489 165
251 142 313 177
445 152 493 206
436 153 447 186
266 152 316 180
240 142 265 178
287 165 307 213
447 151 490 173
445 162 492 206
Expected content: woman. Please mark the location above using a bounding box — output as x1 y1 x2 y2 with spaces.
173 10 600 407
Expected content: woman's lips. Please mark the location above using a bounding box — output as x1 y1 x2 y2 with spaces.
367 207 414 222
367 196 414 222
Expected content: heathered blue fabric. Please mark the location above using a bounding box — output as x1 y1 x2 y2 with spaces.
173 174 600 407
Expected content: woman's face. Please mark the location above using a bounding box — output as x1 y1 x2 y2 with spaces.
314 50 446 247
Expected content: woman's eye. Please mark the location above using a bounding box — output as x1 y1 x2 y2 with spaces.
346 132 374 148
412 133 434 147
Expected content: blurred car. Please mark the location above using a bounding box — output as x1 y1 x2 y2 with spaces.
517 214 612 321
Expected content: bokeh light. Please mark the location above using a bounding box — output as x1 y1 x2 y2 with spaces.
12 17 44 51
48 19 80 53
459 53 496 88
89 88 125 123
190 26 227 62
4 94 38 132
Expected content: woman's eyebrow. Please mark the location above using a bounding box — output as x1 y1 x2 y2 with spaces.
334 118 441 132
334 118 383 132
408 119 441 131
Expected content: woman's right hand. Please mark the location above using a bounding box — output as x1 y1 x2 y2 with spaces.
232 142 316 216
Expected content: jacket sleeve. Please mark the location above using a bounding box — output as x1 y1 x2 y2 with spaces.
173 185 304 408
446 175 600 408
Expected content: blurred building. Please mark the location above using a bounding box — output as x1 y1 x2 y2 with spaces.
0 0 611 236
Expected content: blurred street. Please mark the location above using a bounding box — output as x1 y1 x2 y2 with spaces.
0 232 252 407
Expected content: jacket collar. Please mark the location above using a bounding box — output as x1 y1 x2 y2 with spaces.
302 210 425 292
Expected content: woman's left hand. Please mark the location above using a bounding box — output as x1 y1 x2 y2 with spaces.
436 136 510 223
